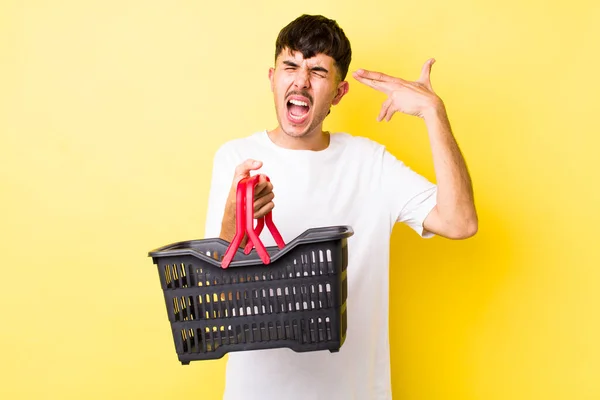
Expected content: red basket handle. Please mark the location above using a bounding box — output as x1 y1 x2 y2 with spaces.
243 175 285 254
220 175 285 269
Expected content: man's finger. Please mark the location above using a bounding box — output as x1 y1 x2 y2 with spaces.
353 74 393 96
254 180 273 197
254 192 275 212
377 98 393 122
418 58 435 90
353 73 383 89
384 107 396 122
254 201 275 219
353 69 400 83
234 159 262 179
254 174 268 194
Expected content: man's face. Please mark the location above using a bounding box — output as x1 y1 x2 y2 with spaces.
269 49 349 139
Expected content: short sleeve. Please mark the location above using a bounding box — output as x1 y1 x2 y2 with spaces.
203 144 236 238
381 149 437 238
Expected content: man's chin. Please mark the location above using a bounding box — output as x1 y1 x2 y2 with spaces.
281 122 311 138
283 127 312 138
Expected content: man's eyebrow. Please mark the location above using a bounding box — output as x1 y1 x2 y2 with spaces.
311 66 329 73
282 60 329 74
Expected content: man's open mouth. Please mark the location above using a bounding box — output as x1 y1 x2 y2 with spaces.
286 97 311 122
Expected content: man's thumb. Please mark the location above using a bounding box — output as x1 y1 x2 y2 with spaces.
234 159 263 178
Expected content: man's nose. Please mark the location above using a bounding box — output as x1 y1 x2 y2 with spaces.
293 70 311 89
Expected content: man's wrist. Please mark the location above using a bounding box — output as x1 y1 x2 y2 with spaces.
422 97 447 122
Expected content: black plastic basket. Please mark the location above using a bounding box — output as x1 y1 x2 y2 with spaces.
148 175 354 364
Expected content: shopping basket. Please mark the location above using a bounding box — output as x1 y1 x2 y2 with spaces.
148 174 354 364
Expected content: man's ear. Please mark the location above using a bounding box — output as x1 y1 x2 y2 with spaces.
331 80 349 106
268 67 275 92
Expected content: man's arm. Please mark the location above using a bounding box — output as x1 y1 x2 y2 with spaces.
420 103 477 239
352 58 478 240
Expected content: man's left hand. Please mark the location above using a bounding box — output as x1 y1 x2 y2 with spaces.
352 58 443 121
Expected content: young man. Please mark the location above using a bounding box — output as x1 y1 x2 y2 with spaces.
204 14 477 400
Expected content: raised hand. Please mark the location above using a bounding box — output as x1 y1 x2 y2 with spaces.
352 58 442 121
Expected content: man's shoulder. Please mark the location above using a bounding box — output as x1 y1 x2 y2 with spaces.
220 131 265 147
214 131 265 154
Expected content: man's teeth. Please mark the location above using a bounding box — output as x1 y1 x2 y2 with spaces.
289 113 306 120
289 99 308 107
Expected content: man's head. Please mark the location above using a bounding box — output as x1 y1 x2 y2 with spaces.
269 15 352 140
274 14 352 82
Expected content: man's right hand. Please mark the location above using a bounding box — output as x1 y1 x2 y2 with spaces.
219 159 275 242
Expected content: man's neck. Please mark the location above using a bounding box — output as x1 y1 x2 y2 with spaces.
267 127 330 151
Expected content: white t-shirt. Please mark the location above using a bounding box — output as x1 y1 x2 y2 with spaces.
204 130 437 400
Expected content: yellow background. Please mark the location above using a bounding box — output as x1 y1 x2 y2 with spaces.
2 0 599 399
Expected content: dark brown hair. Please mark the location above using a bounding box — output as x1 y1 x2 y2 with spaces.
275 14 352 81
